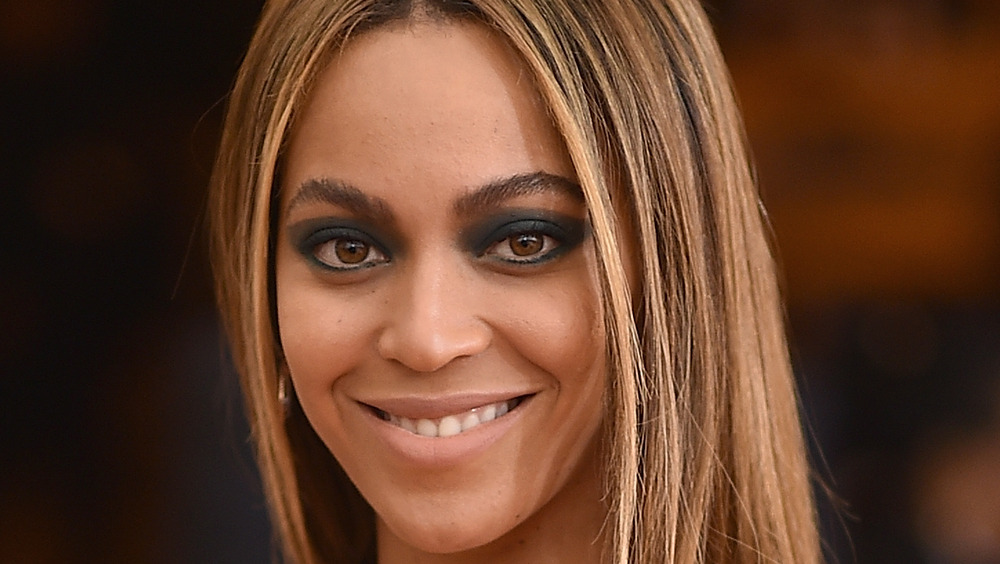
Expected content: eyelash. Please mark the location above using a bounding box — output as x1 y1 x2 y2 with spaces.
477 219 574 265
292 216 584 273
298 227 390 271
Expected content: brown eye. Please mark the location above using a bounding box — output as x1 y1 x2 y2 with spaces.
296 224 389 272
334 239 370 264
509 233 543 256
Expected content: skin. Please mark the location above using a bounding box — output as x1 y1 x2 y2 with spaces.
275 19 608 563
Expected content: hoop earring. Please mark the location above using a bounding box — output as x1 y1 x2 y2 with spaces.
278 371 291 413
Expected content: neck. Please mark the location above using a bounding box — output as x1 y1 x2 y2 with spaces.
376 440 608 564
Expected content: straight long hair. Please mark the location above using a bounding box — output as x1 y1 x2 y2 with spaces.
209 1 821 562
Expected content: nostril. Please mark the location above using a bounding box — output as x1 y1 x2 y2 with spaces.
375 317 493 373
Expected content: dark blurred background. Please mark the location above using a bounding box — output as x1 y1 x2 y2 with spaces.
1 1 998 562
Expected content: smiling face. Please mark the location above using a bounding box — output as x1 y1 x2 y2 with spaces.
275 20 607 559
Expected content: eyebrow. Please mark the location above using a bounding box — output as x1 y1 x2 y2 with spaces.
453 172 583 216
284 178 395 225
284 171 583 221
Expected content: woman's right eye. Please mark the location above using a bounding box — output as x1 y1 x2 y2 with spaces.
312 237 388 269
293 225 390 272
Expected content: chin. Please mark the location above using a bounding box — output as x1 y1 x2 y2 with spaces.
377 504 521 556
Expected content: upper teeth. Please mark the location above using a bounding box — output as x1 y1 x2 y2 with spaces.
378 398 521 438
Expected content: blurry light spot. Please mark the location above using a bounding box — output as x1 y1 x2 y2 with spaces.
0 0 105 71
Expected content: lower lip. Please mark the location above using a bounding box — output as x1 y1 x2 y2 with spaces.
359 396 532 467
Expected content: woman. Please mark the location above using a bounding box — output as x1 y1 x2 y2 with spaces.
209 0 821 562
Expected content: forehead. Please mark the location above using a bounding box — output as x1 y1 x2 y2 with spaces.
280 20 575 206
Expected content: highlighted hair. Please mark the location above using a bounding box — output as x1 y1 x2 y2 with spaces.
209 0 820 562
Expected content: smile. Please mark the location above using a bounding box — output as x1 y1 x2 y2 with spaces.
369 395 529 438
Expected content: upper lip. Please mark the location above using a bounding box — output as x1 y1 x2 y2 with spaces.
357 391 536 420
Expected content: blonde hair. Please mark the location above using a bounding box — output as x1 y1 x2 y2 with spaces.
209 0 821 562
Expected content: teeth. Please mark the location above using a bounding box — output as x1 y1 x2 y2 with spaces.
400 417 417 434
381 397 523 438
438 416 461 438
416 419 437 437
461 413 479 431
481 404 496 422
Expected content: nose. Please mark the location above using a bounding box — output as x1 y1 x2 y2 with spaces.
376 255 492 372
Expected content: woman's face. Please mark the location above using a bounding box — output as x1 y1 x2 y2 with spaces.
275 21 606 556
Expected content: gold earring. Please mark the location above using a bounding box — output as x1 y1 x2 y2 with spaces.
278 372 291 411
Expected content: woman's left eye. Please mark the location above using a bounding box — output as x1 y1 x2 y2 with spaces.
476 216 586 265
485 231 558 263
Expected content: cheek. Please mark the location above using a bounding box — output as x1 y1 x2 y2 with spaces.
491 263 607 491
276 270 377 395
496 263 605 396
509 292 602 377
